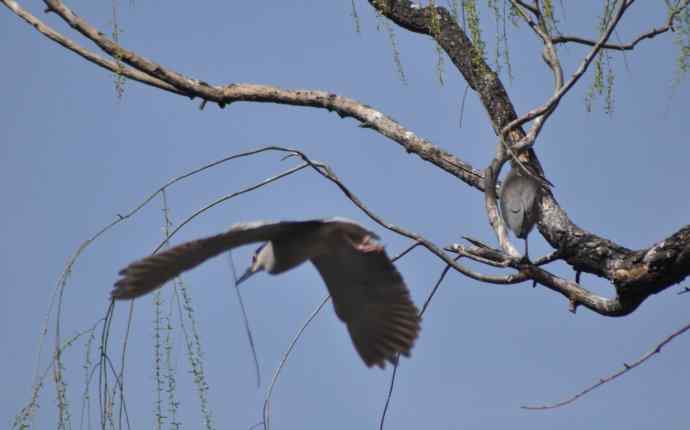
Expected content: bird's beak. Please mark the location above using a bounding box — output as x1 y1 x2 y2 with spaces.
236 266 257 285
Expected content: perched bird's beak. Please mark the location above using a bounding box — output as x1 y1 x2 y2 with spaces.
236 266 258 285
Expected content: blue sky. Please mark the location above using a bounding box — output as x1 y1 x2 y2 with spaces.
2 1 689 429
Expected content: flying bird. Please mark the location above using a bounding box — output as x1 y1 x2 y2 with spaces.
112 218 421 368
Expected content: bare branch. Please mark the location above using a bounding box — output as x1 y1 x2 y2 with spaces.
380 258 457 430
448 237 647 316
514 0 539 16
227 255 261 388
6 0 481 189
5 0 688 320
369 0 527 146
379 360 400 430
263 296 330 430
553 1 690 51
522 263 643 316
484 156 521 258
369 0 690 302
0 0 182 94
523 320 690 410
289 150 530 284
502 0 633 146
391 241 424 262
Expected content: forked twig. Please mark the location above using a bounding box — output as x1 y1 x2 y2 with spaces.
552 1 689 51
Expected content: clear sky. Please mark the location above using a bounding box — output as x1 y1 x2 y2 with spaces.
2 1 689 429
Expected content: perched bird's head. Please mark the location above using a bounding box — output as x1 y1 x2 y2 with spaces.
237 242 271 284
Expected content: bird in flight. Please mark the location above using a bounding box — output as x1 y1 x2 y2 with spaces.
112 218 421 368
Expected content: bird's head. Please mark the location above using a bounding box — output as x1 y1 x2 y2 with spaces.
237 242 270 284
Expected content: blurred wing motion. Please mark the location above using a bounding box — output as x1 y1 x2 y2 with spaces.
112 218 421 369
112 220 321 299
312 233 420 368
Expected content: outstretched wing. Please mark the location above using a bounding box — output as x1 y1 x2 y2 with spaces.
311 232 420 368
112 220 323 299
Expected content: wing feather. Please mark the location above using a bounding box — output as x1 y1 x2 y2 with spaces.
112 220 324 299
311 234 420 368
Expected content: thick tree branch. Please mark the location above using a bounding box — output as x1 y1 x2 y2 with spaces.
218 84 484 187
0 0 181 94
4 0 689 315
370 0 690 314
450 236 647 316
2 0 486 190
369 0 524 142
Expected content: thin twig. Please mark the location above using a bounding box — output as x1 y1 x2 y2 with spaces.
380 258 457 430
262 296 331 430
379 363 400 430
149 163 310 255
391 241 423 262
458 84 470 128
502 0 633 146
30 146 308 429
118 301 135 430
228 253 262 388
552 1 689 50
522 320 690 410
288 150 517 283
0 0 181 94
31 147 295 428
172 277 215 430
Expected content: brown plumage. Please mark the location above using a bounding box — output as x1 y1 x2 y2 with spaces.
113 219 420 368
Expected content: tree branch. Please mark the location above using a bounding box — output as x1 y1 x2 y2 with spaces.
552 0 689 51
502 0 633 146
5 0 689 315
370 0 690 310
522 320 690 409
0 0 182 94
2 0 487 190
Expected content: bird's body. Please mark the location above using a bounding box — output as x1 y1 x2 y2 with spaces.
112 218 420 368
499 167 541 257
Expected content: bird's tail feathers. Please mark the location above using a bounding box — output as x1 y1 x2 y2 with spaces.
348 296 420 368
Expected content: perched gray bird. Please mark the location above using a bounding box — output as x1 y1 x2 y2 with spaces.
112 218 421 368
499 166 541 258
